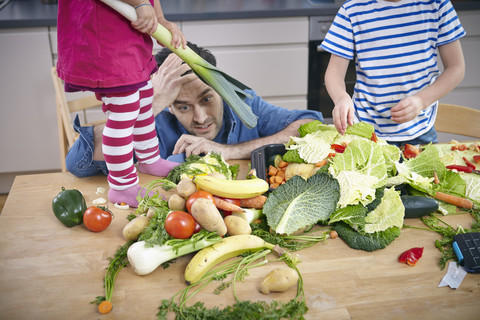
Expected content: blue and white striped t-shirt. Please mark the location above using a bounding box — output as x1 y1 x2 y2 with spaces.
320 0 465 141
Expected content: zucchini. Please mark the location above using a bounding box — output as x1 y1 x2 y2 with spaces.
401 195 439 219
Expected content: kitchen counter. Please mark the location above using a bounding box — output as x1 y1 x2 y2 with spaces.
1 164 480 319
1 0 478 29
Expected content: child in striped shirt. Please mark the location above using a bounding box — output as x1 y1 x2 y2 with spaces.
321 0 465 145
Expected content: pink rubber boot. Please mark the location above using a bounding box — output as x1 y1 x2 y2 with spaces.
137 158 178 177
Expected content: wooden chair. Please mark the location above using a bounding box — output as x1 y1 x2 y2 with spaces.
435 103 480 139
51 67 105 172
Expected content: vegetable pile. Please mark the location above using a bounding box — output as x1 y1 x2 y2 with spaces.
57 125 480 318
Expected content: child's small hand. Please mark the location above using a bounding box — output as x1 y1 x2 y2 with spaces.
332 98 354 135
132 2 158 35
390 96 424 123
159 19 187 49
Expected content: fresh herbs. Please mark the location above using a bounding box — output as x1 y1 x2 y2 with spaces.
157 247 307 320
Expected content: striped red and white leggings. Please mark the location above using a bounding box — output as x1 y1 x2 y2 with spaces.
97 81 160 190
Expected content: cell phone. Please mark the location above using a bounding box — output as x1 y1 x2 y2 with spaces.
452 232 480 273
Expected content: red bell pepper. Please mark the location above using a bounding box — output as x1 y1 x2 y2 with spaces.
474 155 480 164
398 247 424 266
446 165 473 173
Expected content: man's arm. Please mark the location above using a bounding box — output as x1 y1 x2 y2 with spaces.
172 118 314 160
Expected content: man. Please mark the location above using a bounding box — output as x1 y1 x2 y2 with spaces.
66 42 324 177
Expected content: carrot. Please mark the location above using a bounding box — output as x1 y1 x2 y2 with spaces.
316 159 328 167
433 171 440 185
213 196 244 212
239 195 267 209
267 165 279 176
270 183 280 189
433 192 473 210
98 300 113 314
278 160 289 168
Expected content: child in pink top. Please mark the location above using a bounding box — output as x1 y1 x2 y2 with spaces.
57 0 187 207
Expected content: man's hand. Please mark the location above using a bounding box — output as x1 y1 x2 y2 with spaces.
173 134 237 160
390 96 424 123
152 54 197 116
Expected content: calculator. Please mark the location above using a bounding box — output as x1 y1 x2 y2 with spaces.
452 232 480 273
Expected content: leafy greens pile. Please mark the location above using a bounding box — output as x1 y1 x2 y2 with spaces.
264 121 405 251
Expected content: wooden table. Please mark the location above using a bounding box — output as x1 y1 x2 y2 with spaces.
0 162 479 320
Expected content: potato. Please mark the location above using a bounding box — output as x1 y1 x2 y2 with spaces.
176 179 197 198
122 215 150 241
190 198 227 236
224 215 251 236
284 163 316 181
168 194 186 211
260 268 299 295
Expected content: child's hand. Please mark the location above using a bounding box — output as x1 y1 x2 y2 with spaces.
332 98 354 135
158 19 187 49
132 2 158 34
390 96 424 123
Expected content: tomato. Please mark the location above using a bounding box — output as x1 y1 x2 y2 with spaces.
83 206 113 232
165 210 196 239
218 197 241 216
194 222 202 233
186 190 215 213
403 144 420 159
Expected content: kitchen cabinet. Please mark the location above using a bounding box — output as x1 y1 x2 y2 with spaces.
180 17 309 110
0 27 57 193
440 10 480 108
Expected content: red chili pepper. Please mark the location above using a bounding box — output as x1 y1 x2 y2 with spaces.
331 144 346 153
446 165 473 173
371 132 378 143
474 155 480 164
463 157 476 169
398 247 424 266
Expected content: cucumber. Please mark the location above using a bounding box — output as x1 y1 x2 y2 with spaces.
401 195 439 219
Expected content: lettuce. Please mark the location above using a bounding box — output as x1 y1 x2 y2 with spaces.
328 139 389 207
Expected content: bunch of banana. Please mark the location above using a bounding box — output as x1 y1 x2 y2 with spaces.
192 174 269 199
184 234 275 285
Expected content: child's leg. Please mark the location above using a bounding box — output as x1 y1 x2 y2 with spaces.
100 90 143 207
133 81 178 176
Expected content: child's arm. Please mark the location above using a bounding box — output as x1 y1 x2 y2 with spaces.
325 54 354 135
153 0 187 49
123 1 158 34
391 40 465 123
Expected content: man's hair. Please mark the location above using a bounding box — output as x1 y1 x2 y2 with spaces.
154 42 217 69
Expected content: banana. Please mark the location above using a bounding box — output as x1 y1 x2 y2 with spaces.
192 175 269 199
184 234 275 285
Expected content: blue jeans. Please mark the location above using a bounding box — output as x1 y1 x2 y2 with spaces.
388 126 438 147
65 115 185 177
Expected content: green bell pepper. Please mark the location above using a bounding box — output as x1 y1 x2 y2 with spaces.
52 187 87 227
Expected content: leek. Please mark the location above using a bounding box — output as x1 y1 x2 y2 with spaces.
100 0 258 128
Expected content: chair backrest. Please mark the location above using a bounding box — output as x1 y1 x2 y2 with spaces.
51 67 104 172
435 103 480 139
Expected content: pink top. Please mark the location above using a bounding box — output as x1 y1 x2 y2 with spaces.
56 0 157 90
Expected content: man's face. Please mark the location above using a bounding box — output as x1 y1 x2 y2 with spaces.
169 78 224 140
